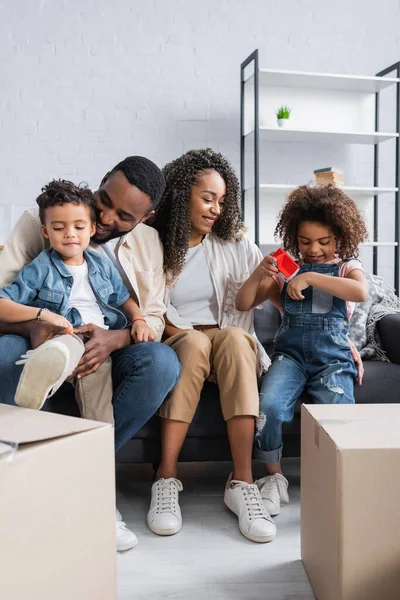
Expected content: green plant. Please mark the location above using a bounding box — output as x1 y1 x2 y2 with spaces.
275 105 292 119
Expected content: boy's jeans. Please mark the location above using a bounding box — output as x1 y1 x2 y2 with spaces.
0 334 181 452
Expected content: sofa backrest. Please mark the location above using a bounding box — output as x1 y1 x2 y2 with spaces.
254 301 281 349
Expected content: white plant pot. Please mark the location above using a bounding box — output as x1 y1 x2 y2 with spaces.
277 118 289 128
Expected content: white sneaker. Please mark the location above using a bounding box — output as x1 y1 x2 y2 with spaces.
224 477 276 543
116 509 138 551
147 477 183 536
256 473 289 517
14 336 84 410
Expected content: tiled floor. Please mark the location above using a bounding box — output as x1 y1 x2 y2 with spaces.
115 459 315 600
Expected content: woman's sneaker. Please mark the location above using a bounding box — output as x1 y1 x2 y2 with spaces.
147 477 183 536
116 509 138 551
256 473 289 516
224 476 276 543
14 336 83 410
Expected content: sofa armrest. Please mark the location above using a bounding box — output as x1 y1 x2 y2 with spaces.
377 314 400 364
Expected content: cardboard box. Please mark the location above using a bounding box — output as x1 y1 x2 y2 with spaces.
301 404 400 600
0 405 117 600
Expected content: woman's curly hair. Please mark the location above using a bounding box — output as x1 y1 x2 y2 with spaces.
150 148 245 282
275 185 368 259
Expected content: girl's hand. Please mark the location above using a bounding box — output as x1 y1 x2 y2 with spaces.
254 254 279 280
286 273 311 300
40 310 73 334
131 320 156 343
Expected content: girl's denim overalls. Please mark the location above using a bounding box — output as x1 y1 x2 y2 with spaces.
254 261 357 464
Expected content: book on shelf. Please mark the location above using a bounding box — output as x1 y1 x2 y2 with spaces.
315 180 344 187
314 167 344 175
315 175 344 184
315 171 344 179
315 169 344 186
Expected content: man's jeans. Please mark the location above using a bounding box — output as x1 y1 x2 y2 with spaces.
0 334 181 452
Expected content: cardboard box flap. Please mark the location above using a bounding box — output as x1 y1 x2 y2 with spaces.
0 404 107 445
304 404 400 450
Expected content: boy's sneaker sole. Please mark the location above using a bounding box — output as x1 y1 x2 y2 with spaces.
14 343 69 410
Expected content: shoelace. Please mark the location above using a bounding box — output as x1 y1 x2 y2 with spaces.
262 474 289 504
155 478 183 514
15 348 40 366
231 480 271 521
116 518 129 531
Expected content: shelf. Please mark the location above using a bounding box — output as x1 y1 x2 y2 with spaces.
245 185 398 197
245 69 400 93
258 240 398 247
245 127 398 145
361 242 398 247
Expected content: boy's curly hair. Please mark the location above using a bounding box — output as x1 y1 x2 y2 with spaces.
150 148 246 281
36 179 96 225
275 185 368 259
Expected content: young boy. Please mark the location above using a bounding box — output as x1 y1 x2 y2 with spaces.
0 179 155 422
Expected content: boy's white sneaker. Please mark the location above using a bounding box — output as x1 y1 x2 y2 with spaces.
116 509 138 551
256 473 289 516
147 477 183 536
14 336 84 410
224 477 276 543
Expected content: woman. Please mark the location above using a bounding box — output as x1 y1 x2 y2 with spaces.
148 148 275 544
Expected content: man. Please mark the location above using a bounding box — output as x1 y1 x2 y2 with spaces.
0 156 181 551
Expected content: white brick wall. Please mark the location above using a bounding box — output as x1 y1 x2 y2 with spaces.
1 0 400 281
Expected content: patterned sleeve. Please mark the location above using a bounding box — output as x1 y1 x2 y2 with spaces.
272 272 285 291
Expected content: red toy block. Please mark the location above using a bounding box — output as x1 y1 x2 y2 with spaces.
273 248 300 281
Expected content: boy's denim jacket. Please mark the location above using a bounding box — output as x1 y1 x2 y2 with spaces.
0 248 131 329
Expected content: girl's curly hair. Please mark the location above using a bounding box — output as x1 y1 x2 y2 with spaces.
275 185 368 259
150 148 245 282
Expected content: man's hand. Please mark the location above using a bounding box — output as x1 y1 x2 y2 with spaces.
286 273 311 300
72 324 130 378
348 337 364 385
131 320 156 343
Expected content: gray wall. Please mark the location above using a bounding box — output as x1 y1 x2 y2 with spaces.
2 0 400 281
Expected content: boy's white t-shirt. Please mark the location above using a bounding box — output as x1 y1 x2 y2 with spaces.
66 261 107 329
272 257 364 320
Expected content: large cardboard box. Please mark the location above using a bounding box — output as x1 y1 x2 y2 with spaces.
301 404 400 600
0 404 117 600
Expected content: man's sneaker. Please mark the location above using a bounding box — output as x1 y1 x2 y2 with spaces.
116 509 138 551
147 477 183 536
224 477 277 543
256 473 289 517
14 336 83 410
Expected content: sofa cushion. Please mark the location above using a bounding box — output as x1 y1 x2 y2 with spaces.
254 301 281 348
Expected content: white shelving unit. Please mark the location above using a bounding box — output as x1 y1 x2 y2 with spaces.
245 128 398 145
240 50 400 290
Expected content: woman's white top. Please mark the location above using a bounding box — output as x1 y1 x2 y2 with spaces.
170 243 219 326
164 233 271 374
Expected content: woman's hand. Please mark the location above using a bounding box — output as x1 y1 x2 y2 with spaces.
348 337 364 385
286 273 311 300
40 310 73 335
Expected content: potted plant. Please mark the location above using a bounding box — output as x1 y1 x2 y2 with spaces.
275 105 292 128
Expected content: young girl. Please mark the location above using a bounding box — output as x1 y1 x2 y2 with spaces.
236 184 368 520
